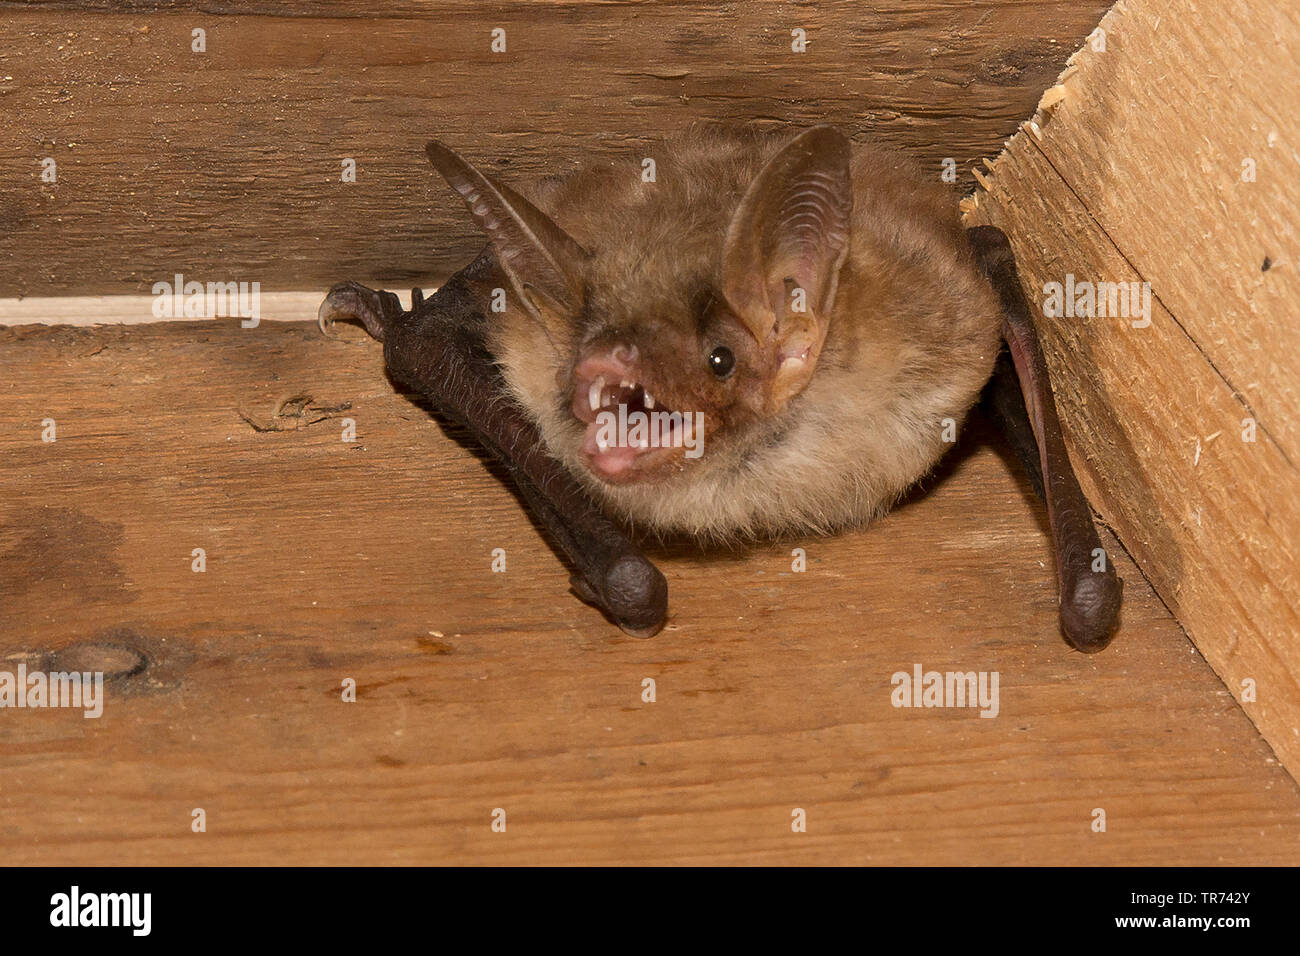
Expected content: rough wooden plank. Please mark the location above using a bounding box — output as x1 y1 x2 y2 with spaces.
1 318 1297 864
0 1 1112 296
990 0 1300 462
965 1 1300 785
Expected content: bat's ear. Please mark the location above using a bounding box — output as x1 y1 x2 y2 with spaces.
720 125 853 409
425 140 589 318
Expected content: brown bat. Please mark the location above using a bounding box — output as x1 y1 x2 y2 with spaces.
319 123 1121 651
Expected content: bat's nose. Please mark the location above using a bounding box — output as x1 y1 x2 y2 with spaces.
570 339 653 428
573 341 640 387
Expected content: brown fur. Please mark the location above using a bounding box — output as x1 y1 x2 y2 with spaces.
473 123 1001 541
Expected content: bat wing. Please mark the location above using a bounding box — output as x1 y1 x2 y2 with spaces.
968 225 1123 652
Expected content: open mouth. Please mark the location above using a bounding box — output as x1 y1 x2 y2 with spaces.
570 371 686 481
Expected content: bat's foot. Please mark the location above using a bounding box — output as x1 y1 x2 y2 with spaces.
1060 570 1123 653
570 554 668 638
318 281 407 342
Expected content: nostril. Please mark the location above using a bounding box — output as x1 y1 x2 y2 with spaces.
573 342 641 390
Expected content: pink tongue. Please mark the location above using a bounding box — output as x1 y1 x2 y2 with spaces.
582 421 644 476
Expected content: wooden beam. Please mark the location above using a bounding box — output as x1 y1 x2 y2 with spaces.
1 317 1298 864
0 1 1113 296
966 0 1300 781
0 291 375 326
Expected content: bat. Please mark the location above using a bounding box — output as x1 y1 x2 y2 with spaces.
319 123 1122 651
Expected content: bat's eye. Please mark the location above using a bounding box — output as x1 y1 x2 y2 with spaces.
708 345 736 379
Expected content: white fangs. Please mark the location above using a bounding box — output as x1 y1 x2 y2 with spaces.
585 376 662 417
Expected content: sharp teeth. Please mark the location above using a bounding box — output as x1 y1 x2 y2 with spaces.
621 379 634 389
588 376 605 412
644 391 655 409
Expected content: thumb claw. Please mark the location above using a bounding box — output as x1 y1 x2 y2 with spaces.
318 281 395 342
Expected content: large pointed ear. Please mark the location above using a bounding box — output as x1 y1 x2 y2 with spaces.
425 140 589 318
720 125 853 407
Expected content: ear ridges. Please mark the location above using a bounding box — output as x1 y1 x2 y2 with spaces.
722 125 854 341
425 140 588 314
773 161 853 313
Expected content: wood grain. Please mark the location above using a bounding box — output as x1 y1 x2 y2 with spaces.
1 317 1297 865
966 1 1300 784
0 0 1113 296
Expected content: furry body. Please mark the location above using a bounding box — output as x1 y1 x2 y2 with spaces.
478 125 1001 539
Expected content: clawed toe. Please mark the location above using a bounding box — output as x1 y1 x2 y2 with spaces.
318 281 405 342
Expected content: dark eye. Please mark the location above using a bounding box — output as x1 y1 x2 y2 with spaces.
708 345 736 379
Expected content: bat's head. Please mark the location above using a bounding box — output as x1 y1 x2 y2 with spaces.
425 127 854 487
